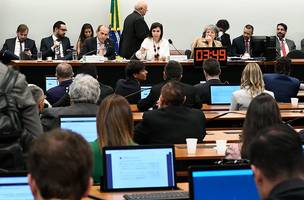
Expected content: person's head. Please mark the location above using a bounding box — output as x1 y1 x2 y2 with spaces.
55 62 74 82
69 74 100 104
79 23 94 42
276 23 288 40
241 62 265 96
16 24 29 42
79 63 98 79
243 24 254 41
28 84 45 113
216 19 230 33
148 22 163 42
163 60 183 81
27 129 92 200
53 21 67 39
97 94 134 147
202 58 221 79
96 25 109 43
248 124 304 199
241 93 282 158
202 24 219 40
275 56 291 75
134 0 148 16
159 81 186 107
125 60 147 81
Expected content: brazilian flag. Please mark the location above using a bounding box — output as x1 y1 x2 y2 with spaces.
109 0 121 55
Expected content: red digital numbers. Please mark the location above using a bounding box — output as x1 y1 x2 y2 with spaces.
195 48 226 61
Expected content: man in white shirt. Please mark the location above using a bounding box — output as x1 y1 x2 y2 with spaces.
275 23 296 57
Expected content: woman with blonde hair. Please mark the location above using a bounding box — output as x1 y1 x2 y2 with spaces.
230 62 274 111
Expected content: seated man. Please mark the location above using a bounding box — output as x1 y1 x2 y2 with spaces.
79 25 116 60
264 57 300 102
195 58 222 104
28 84 50 113
137 60 201 111
40 21 72 60
0 24 37 63
248 124 304 200
275 23 296 57
27 129 92 200
134 81 206 144
115 60 148 104
46 62 74 105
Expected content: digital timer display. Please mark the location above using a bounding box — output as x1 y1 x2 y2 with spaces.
194 48 227 66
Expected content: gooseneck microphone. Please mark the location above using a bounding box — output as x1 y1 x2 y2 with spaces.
168 39 183 55
120 87 151 99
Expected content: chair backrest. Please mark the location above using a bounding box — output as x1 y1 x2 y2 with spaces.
0 142 25 170
287 50 304 59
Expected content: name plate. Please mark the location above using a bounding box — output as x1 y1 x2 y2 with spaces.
194 47 227 66
169 55 188 62
81 55 107 62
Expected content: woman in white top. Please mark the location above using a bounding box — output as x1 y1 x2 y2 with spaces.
136 22 170 61
230 62 274 111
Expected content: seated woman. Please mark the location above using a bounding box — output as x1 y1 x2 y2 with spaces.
76 23 94 55
135 22 170 61
190 24 222 58
230 62 274 111
226 93 282 159
90 94 136 183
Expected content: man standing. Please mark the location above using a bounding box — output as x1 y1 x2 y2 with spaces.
40 21 72 60
119 0 149 59
0 24 37 63
275 23 296 57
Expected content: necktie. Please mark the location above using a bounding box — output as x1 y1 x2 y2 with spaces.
281 40 287 57
245 40 250 54
19 41 23 53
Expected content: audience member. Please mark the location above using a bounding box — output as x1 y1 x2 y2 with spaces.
230 63 274 111
248 124 304 200
28 84 50 113
27 129 92 200
134 81 206 144
135 22 170 61
40 21 72 60
275 23 296 57
119 0 149 59
264 57 300 102
76 23 94 55
216 19 231 55
137 60 201 111
91 94 135 183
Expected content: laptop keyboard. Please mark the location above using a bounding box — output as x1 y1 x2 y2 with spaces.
123 191 189 200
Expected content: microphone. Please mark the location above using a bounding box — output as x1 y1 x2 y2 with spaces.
83 49 97 56
168 39 183 55
120 87 151 99
206 111 246 122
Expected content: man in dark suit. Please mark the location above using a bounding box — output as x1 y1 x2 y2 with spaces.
275 23 296 57
79 25 115 60
119 0 149 59
0 24 37 63
137 60 201 111
134 81 206 145
40 21 72 60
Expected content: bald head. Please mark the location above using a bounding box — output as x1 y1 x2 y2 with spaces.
56 63 74 81
134 0 148 16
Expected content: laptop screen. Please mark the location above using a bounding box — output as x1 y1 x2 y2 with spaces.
0 174 32 200
103 145 176 191
59 116 97 142
45 76 58 91
140 86 151 99
210 85 240 105
190 165 260 200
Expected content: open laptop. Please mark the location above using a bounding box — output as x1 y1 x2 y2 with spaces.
209 84 240 105
59 115 97 142
189 165 260 200
45 76 58 91
0 172 33 200
141 86 152 99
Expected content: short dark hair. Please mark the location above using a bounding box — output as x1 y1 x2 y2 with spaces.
53 21 66 32
244 24 254 32
125 60 146 79
161 81 185 106
27 129 92 200
277 23 288 31
148 22 163 40
248 124 304 181
203 58 221 76
79 63 98 78
216 19 230 32
164 60 183 80
275 56 291 75
17 24 28 33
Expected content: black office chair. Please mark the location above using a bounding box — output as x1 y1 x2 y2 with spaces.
287 50 304 59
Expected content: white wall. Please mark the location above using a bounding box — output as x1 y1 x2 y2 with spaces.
1 0 303 50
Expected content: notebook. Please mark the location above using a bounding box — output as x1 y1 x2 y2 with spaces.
102 145 177 191
209 84 240 105
45 76 58 91
59 115 97 142
189 165 260 200
0 172 33 200
141 86 152 99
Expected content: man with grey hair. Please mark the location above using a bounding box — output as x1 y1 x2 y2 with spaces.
41 74 100 131
119 0 149 59
28 84 48 113
46 62 74 105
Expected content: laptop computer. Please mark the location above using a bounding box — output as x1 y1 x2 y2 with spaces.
141 86 152 99
59 115 97 142
45 76 58 91
209 84 240 105
0 172 33 200
189 165 260 200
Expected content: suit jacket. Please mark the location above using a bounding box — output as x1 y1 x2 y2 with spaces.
231 35 262 57
40 36 72 60
115 78 141 104
194 79 222 104
119 11 149 59
275 37 296 57
134 105 206 144
137 80 202 111
45 79 73 105
219 33 231 56
79 37 116 60
301 38 304 52
265 179 304 200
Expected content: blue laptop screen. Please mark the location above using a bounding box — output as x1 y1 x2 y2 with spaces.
45 76 59 91
0 176 33 200
141 86 151 99
210 85 240 104
192 169 260 200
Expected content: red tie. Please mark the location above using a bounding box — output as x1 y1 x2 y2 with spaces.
280 40 286 57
